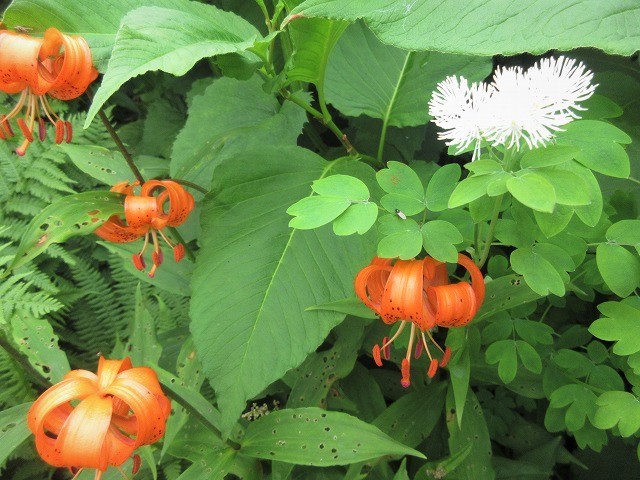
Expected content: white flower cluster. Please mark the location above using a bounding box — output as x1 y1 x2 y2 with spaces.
428 56 597 159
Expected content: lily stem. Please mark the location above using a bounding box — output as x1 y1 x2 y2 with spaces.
477 194 504 269
0 334 51 389
97 109 145 185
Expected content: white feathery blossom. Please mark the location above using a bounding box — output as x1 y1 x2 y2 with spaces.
428 76 494 159
428 56 597 157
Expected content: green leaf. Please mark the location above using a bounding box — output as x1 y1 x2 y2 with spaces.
520 145 579 169
510 247 566 296
415 444 473 480
0 403 31 467
59 145 168 186
9 191 125 271
374 383 447 448
154 366 224 438
513 319 554 346
313 175 370 199
535 168 590 206
176 449 236 480
287 17 348 88
126 285 162 366
555 120 631 178
562 160 602 227
288 196 351 229
170 76 306 186
190 148 375 436
289 175 374 230
240 407 424 465
448 175 495 208
589 300 640 356
607 220 640 253
421 220 463 263
515 340 542 374
548 384 597 431
287 0 639 56
324 22 491 127
447 329 470 428
533 206 574 238
594 391 640 437
333 203 378 235
376 161 425 216
11 315 70 384
476 275 541 321
445 388 495 480
377 215 422 260
3 0 179 70
426 164 461 212
506 172 556 213
485 340 518 384
85 1 261 126
596 243 640 297
305 297 377 319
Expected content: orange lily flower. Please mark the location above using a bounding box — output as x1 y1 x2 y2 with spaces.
0 27 98 155
95 180 195 277
355 253 485 386
27 357 171 480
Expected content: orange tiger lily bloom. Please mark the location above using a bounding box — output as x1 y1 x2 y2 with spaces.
27 357 171 480
355 253 485 386
0 27 98 155
95 180 195 277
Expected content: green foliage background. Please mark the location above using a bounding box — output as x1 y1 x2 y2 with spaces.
0 0 639 478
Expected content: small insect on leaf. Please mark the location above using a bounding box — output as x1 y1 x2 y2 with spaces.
395 209 407 220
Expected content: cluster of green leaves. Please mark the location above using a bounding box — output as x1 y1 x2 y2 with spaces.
0 0 639 479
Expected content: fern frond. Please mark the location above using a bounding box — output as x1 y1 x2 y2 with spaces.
0 348 35 408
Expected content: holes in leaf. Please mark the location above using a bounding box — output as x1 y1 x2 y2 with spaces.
319 443 325 450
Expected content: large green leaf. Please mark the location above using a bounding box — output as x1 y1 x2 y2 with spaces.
170 76 307 188
240 407 424 465
287 0 639 56
9 191 125 271
287 17 348 88
190 148 375 436
2 0 177 70
596 243 640 298
445 387 495 480
324 22 491 127
0 403 32 467
85 0 261 126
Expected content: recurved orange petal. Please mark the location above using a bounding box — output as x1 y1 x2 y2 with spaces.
42 28 98 100
54 394 113 471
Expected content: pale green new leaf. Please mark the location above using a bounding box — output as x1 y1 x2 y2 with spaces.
506 172 556 213
288 0 640 56
377 215 422 259
86 1 261 126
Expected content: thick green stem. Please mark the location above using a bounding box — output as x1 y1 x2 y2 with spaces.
0 334 51 389
477 194 504 269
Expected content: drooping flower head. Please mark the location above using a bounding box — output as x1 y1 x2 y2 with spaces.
0 28 98 155
428 56 596 157
27 357 171 480
355 254 484 387
95 179 195 277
